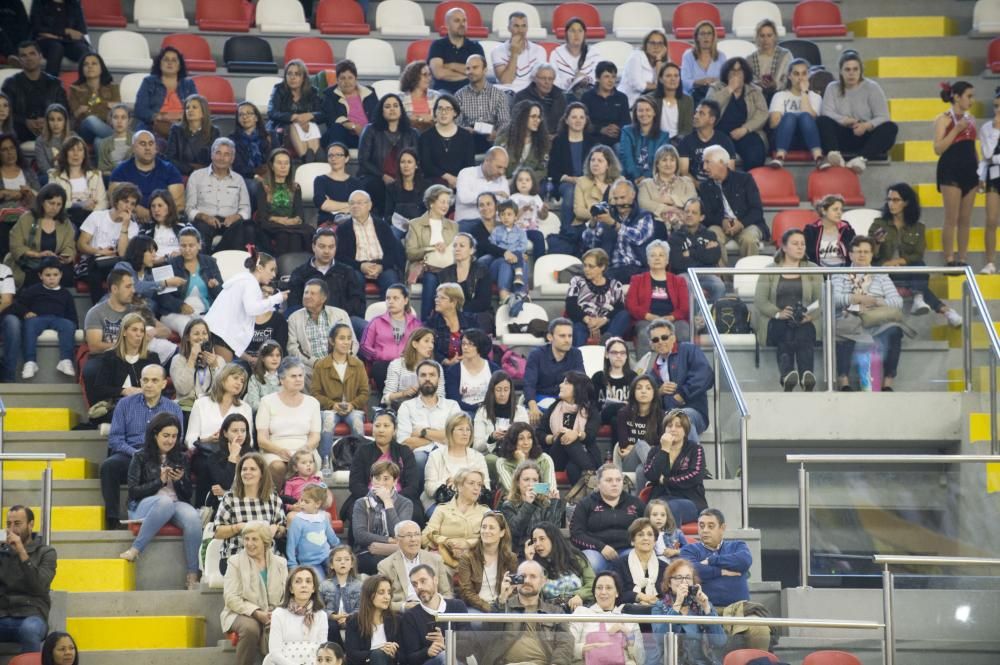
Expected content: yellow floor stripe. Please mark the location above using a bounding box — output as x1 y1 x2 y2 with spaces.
946 367 1000 392
2 459 95 481
915 184 985 208
928 274 1000 299
5 408 78 432
926 228 1000 252
892 140 982 163
868 56 971 78
849 16 958 38
68 616 205 651
931 321 1000 348
970 412 992 442
2 505 104 531
889 99 986 122
53 559 136 592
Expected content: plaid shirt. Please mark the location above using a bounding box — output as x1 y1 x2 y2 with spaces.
455 83 511 136
581 208 655 268
303 308 332 360
214 491 286 558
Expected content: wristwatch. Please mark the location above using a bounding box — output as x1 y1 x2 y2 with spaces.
420 427 428 439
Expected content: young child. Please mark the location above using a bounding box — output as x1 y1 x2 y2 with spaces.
12 257 79 379
286 483 341 577
509 167 550 259
319 546 362 644
281 448 332 519
646 498 686 563
97 104 133 176
490 199 531 299
315 642 345 665
245 339 282 411
35 104 70 176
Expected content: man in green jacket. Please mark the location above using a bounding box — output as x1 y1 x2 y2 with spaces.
0 506 57 653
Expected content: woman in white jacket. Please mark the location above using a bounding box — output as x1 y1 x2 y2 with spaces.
267 565 328 665
422 412 490 509
570 570 645 665
205 251 288 361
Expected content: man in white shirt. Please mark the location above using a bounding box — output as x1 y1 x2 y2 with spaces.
185 137 252 252
286 278 357 380
377 520 452 611
490 12 547 93
396 359 462 497
453 147 510 222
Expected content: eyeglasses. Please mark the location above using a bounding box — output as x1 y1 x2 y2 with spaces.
608 350 628 356
671 575 694 582
885 196 903 203
398 532 421 538
650 335 673 344
328 152 347 158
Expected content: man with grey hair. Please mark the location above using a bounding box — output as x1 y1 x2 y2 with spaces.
639 318 713 435
428 7 484 94
456 54 511 153
581 178 655 282
334 190 406 296
697 144 767 263
376 519 452 611
185 137 252 251
491 11 546 93
109 129 185 222
454 147 510 221
513 62 567 135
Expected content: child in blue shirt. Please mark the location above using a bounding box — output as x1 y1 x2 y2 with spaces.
286 483 340 578
489 200 530 301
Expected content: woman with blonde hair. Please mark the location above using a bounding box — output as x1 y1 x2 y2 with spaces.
165 94 220 176
498 459 564 552
573 144 621 226
214 452 287 574
88 312 157 418
681 20 726 105
455 511 519 611
421 467 490 567
422 412 491 508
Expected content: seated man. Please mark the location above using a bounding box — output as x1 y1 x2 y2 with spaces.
400 564 468 665
396 359 462 469
185 137 252 252
286 278 357 380
455 55 511 154
109 130 185 223
428 8 484 94
0 40 69 142
697 145 767 262
335 190 405 297
513 63 567 136
522 317 584 425
98 364 183 529
376 520 453 612
638 318 713 437
580 178 655 283
568 463 645 573
287 227 365 320
81 268 135 403
0 505 57 654
581 61 630 148
490 12 547 94
668 197 726 304
454 147 510 223
681 508 769 651
677 100 736 183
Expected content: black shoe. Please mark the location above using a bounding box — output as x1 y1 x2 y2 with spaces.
782 371 799 391
882 386 894 392
839 385 854 392
801 371 816 392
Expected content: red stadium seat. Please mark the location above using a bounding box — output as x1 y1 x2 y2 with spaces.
672 2 725 40
539 41 561 58
770 209 816 245
129 522 183 536
723 650 778 665
802 651 863 665
59 71 76 94
750 167 800 207
792 0 847 38
780 149 814 163
668 40 692 65
807 167 865 206
638 484 652 502
82 0 127 27
327 496 344 534
162 34 217 72
681 522 698 535
434 1 489 38
285 37 335 73
315 0 372 35
196 0 251 32
406 39 433 64
193 75 238 115
989 37 1000 74
332 422 374 436
8 653 41 665
552 3 607 38
555 471 570 485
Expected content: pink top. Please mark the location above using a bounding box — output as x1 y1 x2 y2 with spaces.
282 474 324 502
375 450 403 492
345 95 368 129
358 312 422 362
410 96 430 116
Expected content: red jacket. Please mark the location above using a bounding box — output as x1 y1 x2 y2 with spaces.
625 271 690 322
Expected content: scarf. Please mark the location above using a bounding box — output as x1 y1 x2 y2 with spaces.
549 401 587 441
244 130 264 171
365 491 390 539
627 549 660 598
845 273 874 313
287 598 315 630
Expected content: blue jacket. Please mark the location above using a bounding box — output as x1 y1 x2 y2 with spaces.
157 254 224 315
523 345 585 403
319 575 362 616
645 342 714 428
134 75 198 129
649 598 727 665
618 125 671 181
445 359 500 414
679 539 752 607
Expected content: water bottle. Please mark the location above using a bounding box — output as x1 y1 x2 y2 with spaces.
321 455 332 478
855 352 872 392
869 348 883 392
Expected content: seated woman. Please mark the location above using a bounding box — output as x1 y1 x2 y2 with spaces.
551 18 603 97
230 102 272 181
213 452 287 575
314 142 363 226
165 94 220 176
611 518 667 605
141 188 183 262
681 21 726 105
706 57 769 171
255 148 310 256
381 327 444 409
345 410 423 526
425 282 480 366
421 467 489 568
755 227 822 391
614 375 663 484
359 284 420 393
748 19 792 103
169 317 226 414
35 104 71 176
455 511 519 612
623 29 669 107
344 575 401 665
399 61 439 133
246 341 282 411
833 235 907 391
357 94 419 214
405 184 458 320
319 546 363 644
642 410 707 526
767 58 824 169
7 182 74 289
571 145 620 242
549 102 596 237
496 100 550 182
40 632 78 665
649 558 727 665
435 233 491 328
569 571 645 665
187 363 254 507
638 144 697 236
134 46 198 137
592 338 638 426
256 356 322 487
805 194 855 267
444 329 498 415
626 240 691 357
384 149 428 233
313 322 370 455
417 95 475 187
200 413 252 512
68 53 120 144
88 312 159 418
158 225 224 335
566 248 630 347
115 235 185 316
651 63 694 141
98 105 134 176
120 412 202 590
77 183 140 304
472 370 529 461
618 95 671 183
269 566 328 663
0 133 40 220
528 521 595 610
538 371 601 485
495 422 557 496
47 134 107 226
267 60 325 161
422 412 491 507
221 520 289 665
498 459 564 553
319 60 376 150
352 460 414 575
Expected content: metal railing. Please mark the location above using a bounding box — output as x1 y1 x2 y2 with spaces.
786 454 1000 591
436 612 886 665
875 554 1000 665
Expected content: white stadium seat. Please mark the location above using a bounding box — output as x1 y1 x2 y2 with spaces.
372 79 402 98
732 1 787 38
256 0 312 33
496 302 549 347
118 72 147 107
376 0 431 37
533 254 582 296
580 344 605 377
842 208 881 237
294 162 329 204
245 76 283 112
134 0 190 30
718 39 757 60
613 2 664 40
593 40 635 72
345 39 401 77
98 30 153 71
215 250 251 282
974 0 1000 33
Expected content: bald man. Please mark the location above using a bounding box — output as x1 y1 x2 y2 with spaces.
454 147 511 221
109 130 185 223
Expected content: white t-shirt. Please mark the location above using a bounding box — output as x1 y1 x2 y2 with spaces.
0 264 15 296
69 176 88 203
2 171 26 190
819 230 845 267
459 362 493 407
80 209 139 250
370 623 387 651
491 40 548 93
769 90 823 115
660 101 679 137
153 225 180 258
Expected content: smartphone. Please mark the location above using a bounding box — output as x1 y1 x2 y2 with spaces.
533 482 549 495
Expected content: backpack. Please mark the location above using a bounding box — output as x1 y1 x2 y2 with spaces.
331 434 364 471
712 296 759 367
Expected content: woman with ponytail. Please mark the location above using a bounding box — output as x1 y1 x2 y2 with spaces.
204 250 288 361
978 87 1000 274
550 18 603 98
934 80 978 267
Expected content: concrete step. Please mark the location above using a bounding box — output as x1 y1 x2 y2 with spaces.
53 558 136 592
916 183 986 208
2 430 107 464
5 407 77 431
78 648 235 665
929 274 1000 299
65 589 226 643
53 531 202 590
888 98 984 122
3 479 107 506
2 458 96 481
69 615 206 651
892 139 983 163
869 55 972 78
0 383 88 413
931 321 1000 348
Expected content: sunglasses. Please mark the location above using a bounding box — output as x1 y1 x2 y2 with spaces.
650 335 673 344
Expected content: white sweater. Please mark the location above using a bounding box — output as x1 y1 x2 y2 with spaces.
267 607 329 665
204 271 285 357
422 447 491 507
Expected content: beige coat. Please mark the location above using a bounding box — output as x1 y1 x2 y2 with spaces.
47 169 109 211
752 259 824 346
376 548 453 612
404 213 458 269
221 549 288 632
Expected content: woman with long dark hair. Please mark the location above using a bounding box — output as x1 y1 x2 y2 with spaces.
141 188 183 261
357 94 419 214
166 94 220 176
455 511 519 611
551 17 603 97
618 95 670 182
499 459 564 552
7 181 73 289
344 574 401 665
495 422 557 493
40 631 78 665
134 46 198 137
652 62 693 140
539 371 601 484
47 134 107 227
642 410 707 525
255 147 310 255
213 452 287 573
548 102 596 229
201 412 253 511
267 59 325 161
269 565 328 664
497 100 550 181
345 410 423 526
528 521 595 610
935 80 978 267
231 101 272 180
706 56 769 170
472 370 529 460
614 374 664 480
68 52 119 144
384 148 428 230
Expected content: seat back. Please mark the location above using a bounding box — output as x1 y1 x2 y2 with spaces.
134 0 188 26
286 37 335 73
718 38 756 59
215 250 251 282
723 649 779 665
98 30 154 71
989 37 1000 72
792 0 846 37
496 302 549 328
579 344 605 377
346 39 401 77
119 72 146 106
82 0 127 26
162 34 216 71
295 162 329 202
733 254 774 300
193 75 237 114
770 209 815 245
8 653 42 665
533 254 582 290
732 1 785 38
841 207 880 236
372 79 402 98
492 2 545 39
224 36 278 73
480 40 502 63
407 39 433 64
592 40 635 72
277 251 311 280
779 38 822 66
672 2 724 39
807 167 865 206
435 1 487 36
376 0 431 34
668 40 692 65
802 650 863 665
245 76 282 111
750 167 799 207
612 2 663 39
196 0 250 30
315 0 370 31
553 2 606 38
974 0 1000 32
256 0 308 27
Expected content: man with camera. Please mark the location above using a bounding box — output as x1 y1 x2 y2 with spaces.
401 563 468 665
580 178 655 284
0 506 57 654
377 520 453 612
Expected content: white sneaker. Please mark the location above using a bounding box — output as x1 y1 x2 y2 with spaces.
981 262 997 275
826 150 844 167
21 361 38 379
846 156 867 174
944 308 963 328
56 359 75 377
910 293 931 315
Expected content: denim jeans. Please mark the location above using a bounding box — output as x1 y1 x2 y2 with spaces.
0 615 47 653
1 313 22 381
682 273 727 305
732 133 766 170
420 270 441 321
23 314 76 362
526 229 546 260
78 115 115 144
773 112 821 153
128 494 203 572
571 310 633 346
558 181 576 231
489 252 526 293
583 547 632 573
320 409 366 459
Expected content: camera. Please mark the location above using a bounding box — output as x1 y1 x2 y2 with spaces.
590 201 610 217
791 301 808 324
509 573 525 585
685 584 700 609
870 226 888 243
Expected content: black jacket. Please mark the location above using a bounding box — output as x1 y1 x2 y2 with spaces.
537 400 601 461
436 261 491 313
425 310 481 362
1 70 69 141
287 257 365 317
417 126 476 180
165 124 220 176
335 216 406 275
697 170 768 241
612 554 667 604
580 87 630 147
345 611 402 665
127 448 194 506
668 223 723 273
400 599 467 665
357 126 420 182
10 283 77 322
93 354 159 405
463 219 506 259
642 440 708 510
514 83 569 136
0 530 56 621
569 490 645 552
548 133 597 185
266 82 326 133
158 254 224 314
348 440 421 504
